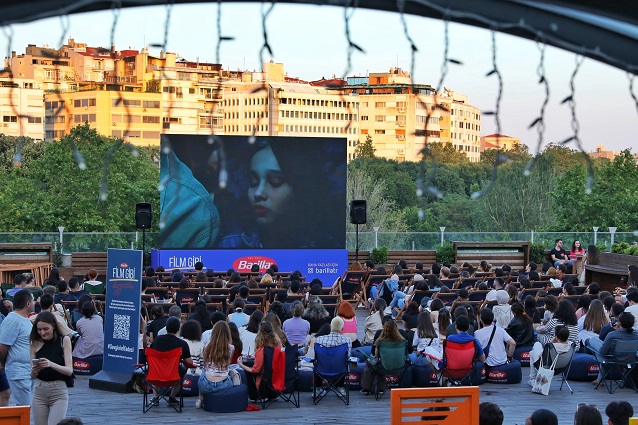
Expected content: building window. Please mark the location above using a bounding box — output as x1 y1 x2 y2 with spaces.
375 102 385 107
375 129 385 134
142 116 160 124
143 100 160 108
375 115 384 122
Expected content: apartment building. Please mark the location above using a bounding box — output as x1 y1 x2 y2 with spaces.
480 133 521 152
337 68 482 162
0 77 45 140
221 62 359 148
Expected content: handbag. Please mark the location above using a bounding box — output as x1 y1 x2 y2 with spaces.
531 351 559 396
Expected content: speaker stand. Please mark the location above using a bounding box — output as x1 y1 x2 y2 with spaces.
355 223 359 262
142 228 146 267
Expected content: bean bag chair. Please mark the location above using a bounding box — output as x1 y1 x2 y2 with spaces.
411 363 439 387
473 362 486 385
344 362 365 390
566 353 599 381
485 360 522 384
298 369 314 392
72 355 103 375
513 345 534 367
351 346 372 363
202 384 249 413
383 364 412 389
180 374 199 397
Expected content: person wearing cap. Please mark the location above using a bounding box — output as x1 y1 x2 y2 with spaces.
315 317 352 356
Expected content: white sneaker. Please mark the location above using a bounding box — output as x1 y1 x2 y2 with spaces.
195 399 202 408
527 380 535 387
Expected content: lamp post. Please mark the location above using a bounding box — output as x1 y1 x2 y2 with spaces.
609 227 618 246
373 227 380 249
57 226 65 251
439 227 446 247
593 227 599 245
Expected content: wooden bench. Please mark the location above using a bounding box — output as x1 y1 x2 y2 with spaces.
71 252 107 277
347 250 437 268
454 241 530 269
585 252 638 292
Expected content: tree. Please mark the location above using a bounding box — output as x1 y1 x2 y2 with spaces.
422 141 468 164
353 134 376 159
0 124 160 233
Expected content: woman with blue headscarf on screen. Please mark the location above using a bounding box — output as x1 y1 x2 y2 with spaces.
218 138 345 249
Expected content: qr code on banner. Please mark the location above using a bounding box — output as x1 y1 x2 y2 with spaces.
113 314 131 340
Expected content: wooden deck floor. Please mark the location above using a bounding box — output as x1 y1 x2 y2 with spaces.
60 310 638 425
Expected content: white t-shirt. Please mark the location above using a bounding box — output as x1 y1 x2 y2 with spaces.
486 289 507 302
625 304 638 330
475 324 512 367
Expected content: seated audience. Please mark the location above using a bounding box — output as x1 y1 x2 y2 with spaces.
72 301 104 359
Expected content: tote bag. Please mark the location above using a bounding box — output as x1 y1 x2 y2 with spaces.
531 352 559 396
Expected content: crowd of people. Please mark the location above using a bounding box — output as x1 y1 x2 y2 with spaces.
1 249 637 423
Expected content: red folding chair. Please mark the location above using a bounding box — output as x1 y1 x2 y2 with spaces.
439 340 478 386
142 347 184 413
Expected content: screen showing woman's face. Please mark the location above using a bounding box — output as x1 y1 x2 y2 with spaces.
248 146 293 225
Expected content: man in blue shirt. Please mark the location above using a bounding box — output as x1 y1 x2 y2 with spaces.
446 315 486 362
0 290 35 406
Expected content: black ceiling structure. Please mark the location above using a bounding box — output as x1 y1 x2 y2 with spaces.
1 0 637 73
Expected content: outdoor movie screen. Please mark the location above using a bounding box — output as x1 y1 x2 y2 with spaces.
159 135 347 250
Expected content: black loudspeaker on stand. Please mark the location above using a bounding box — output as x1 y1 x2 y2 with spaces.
135 202 152 266
349 200 367 262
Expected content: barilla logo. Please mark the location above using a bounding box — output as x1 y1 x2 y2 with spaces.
385 375 399 384
233 256 275 273
346 373 359 382
120 262 129 269
488 371 507 380
73 360 89 369
429 372 438 380
588 365 599 373
481 368 486 376
183 378 192 386
521 352 530 359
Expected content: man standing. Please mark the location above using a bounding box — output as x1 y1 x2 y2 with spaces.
0 290 35 406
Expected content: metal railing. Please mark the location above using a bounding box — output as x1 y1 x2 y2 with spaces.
0 231 635 253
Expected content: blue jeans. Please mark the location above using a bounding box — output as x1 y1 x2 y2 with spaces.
554 260 574 268
389 292 407 310
586 337 604 380
198 374 232 395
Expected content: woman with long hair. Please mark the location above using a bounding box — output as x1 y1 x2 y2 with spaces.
542 295 559 324
437 308 452 340
263 312 289 346
570 240 585 260
628 264 638 288
72 301 104 359
44 268 63 288
579 299 609 345
363 298 386 345
505 302 535 346
361 319 405 395
302 297 330 334
523 295 543 329
197 321 235 407
401 301 420 331
227 322 243 364
408 311 442 368
239 310 263 356
30 312 73 425
580 245 600 285
537 300 579 347
337 301 360 347
237 321 283 399
188 299 212 332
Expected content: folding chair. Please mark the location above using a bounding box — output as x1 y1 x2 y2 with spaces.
313 343 349 405
534 342 577 394
439 339 478 387
591 339 638 394
338 271 365 307
370 340 409 400
141 347 185 413
84 282 105 295
252 346 300 409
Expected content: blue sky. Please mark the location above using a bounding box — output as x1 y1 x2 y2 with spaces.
3 3 636 153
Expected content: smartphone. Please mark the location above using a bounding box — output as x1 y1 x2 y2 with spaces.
31 359 39 365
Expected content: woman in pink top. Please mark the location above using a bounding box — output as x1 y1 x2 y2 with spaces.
569 240 585 260
338 302 360 347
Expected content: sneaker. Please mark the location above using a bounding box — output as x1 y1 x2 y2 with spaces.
195 399 202 409
527 380 535 387
168 397 179 406
592 380 600 386
360 388 370 395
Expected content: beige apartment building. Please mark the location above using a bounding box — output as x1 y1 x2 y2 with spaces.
338 68 482 162
480 133 521 152
0 77 45 140
7 40 482 162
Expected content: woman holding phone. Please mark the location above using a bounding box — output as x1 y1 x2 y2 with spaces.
30 311 73 425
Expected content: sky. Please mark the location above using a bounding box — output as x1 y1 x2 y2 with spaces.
2 3 636 153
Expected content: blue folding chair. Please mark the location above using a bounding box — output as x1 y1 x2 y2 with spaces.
313 343 349 405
